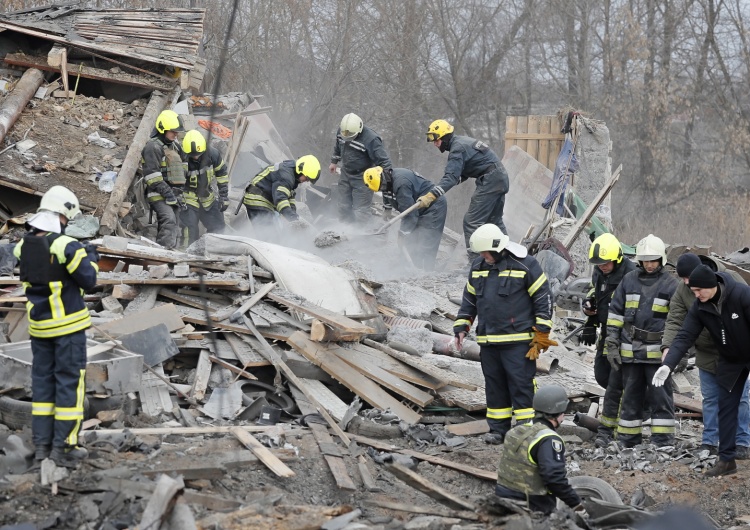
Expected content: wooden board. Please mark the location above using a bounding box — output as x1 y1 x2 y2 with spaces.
95 303 184 336
295 379 349 423
191 350 211 401
379 345 477 390
287 332 421 424
309 423 356 491
445 420 489 436
230 426 295 478
334 348 434 408
224 333 269 367
674 392 702 413
139 365 174 417
386 463 477 512
347 342 445 391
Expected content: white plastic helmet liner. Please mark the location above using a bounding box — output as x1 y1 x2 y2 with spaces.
27 211 61 233
203 233 365 316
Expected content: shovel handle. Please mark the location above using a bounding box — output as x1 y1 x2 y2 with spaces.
374 202 420 234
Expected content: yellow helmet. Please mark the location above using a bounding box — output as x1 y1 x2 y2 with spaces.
426 119 454 142
340 113 363 140
363 166 383 192
589 233 623 265
155 110 184 134
182 129 206 155
296 155 321 183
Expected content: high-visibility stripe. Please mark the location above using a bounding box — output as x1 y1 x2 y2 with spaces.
535 317 553 328
652 303 669 313
277 186 291 196
527 430 560 465
144 172 164 185
467 282 476 295
599 415 618 428
66 248 86 274
607 314 624 327
625 300 639 309
617 425 642 435
498 271 526 278
454 319 472 328
32 402 55 416
48 281 64 320
477 332 534 344
513 408 535 421
619 418 642 427
487 407 512 420
472 271 489 278
243 194 275 209
528 273 547 296
55 408 84 420
64 369 86 446
276 200 291 212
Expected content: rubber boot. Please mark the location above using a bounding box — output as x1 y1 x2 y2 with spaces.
484 432 504 445
34 445 51 461
50 446 88 469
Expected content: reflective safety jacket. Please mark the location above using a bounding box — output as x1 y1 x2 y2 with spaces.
141 134 186 203
454 248 553 344
432 134 504 197
183 146 228 209
13 232 98 338
243 160 299 220
606 267 678 363
495 420 581 511
664 273 750 391
587 257 637 352
331 126 391 177
383 168 443 235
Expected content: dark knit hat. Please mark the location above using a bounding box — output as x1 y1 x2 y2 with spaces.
676 253 702 278
688 265 718 289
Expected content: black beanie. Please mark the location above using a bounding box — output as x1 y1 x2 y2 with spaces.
689 265 718 289
676 253 702 278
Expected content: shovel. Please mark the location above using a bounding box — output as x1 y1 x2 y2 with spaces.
372 202 420 235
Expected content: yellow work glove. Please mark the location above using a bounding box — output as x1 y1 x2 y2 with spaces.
416 192 437 209
526 326 559 360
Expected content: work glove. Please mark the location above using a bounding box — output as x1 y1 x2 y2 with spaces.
83 242 100 263
582 296 597 316
416 192 437 209
289 218 311 231
574 504 588 519
606 341 621 371
652 365 671 387
526 327 558 360
164 193 178 207
579 317 598 346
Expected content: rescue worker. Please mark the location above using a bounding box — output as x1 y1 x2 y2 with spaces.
454 223 556 444
662 253 750 458
13 186 98 468
328 113 391 225
363 166 447 270
242 155 321 234
180 129 229 245
579 233 636 447
419 120 509 262
656 264 750 476
141 109 186 249
495 385 585 516
605 234 678 448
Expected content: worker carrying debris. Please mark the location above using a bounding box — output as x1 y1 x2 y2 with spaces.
363 166 447 270
454 223 556 445
580 233 636 448
495 384 586 516
419 119 509 262
179 129 229 245
242 155 321 235
328 113 391 225
656 264 750 477
13 186 99 469
662 253 750 459
605 234 678 448
141 109 187 249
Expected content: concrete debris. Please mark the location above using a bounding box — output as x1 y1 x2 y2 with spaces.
375 282 436 319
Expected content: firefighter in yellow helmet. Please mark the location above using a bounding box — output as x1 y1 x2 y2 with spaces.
13 186 99 469
241 155 320 237
329 113 391 225
363 166 447 270
420 119 509 263
140 109 186 249
179 129 229 245
582 233 636 447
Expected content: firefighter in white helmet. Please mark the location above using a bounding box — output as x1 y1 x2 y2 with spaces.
13 186 99 469
605 234 678 448
329 113 391 225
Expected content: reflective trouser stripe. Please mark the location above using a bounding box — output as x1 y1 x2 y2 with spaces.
617 418 642 435
513 408 535 422
32 402 54 416
59 368 86 446
599 414 618 428
487 407 512 420
651 418 676 434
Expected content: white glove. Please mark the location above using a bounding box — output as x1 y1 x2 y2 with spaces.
652 365 671 387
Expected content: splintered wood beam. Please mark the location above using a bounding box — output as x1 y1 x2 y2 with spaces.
385 463 478 512
0 67 44 144
562 164 622 248
266 291 375 338
230 426 295 478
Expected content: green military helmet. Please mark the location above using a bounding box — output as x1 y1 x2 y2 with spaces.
533 385 569 415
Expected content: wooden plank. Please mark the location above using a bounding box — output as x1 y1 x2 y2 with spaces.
96 304 184 336
191 350 211 401
363 499 483 522
562 164 622 249
364 340 476 390
386 463 477 511
445 420 489 436
333 348 434 407
224 333 269 367
230 426 295 478
266 291 375 338
526 115 540 161
347 342 445 390
352 434 496 482
96 277 249 290
516 116 528 152
158 288 226 311
212 281 276 322
140 475 184 530
539 115 552 171
309 423 356 491
295 378 349 423
208 355 258 381
86 425 294 435
505 115 517 154
504 132 566 141
177 305 295 342
139 365 173 417
674 392 702 413
287 332 421 424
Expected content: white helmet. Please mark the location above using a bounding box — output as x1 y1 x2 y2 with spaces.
340 113 363 140
635 233 667 264
38 185 81 221
469 224 509 253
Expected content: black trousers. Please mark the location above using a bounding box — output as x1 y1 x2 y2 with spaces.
463 166 509 259
245 206 281 242
405 197 447 270
180 201 226 245
481 342 536 435
597 362 623 440
31 331 87 449
337 171 373 225
718 367 750 461
150 200 179 249
618 362 675 447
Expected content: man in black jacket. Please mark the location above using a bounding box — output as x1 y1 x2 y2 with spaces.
656 265 750 476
